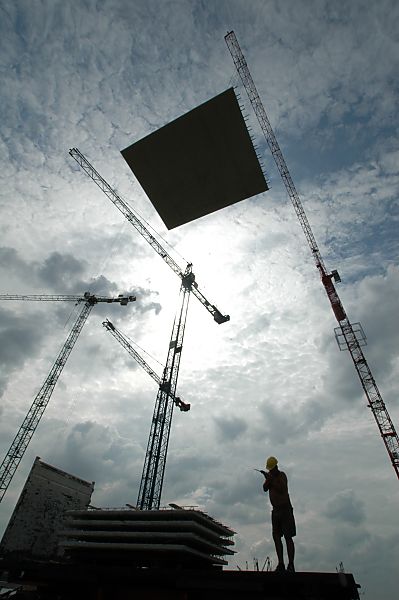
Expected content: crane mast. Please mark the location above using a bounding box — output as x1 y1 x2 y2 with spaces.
137 265 193 510
225 31 399 479
0 293 135 502
69 148 229 325
103 319 190 412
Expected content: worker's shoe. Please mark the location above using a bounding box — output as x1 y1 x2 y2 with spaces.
287 563 295 574
274 563 285 573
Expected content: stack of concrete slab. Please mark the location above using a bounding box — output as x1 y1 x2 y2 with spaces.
59 507 235 568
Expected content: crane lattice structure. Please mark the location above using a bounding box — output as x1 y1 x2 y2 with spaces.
225 31 399 479
69 148 229 325
70 150 230 508
138 269 192 509
104 283 191 509
0 292 135 502
104 307 191 508
103 319 190 412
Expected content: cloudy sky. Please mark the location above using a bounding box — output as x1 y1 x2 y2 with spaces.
0 0 398 597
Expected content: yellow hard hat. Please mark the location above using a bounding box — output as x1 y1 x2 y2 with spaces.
266 456 278 470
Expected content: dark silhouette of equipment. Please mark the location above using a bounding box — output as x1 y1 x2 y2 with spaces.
103 318 190 411
0 292 136 502
225 30 399 480
70 149 230 509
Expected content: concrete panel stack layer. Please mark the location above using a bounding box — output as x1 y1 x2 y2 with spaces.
59 507 235 568
0 457 94 560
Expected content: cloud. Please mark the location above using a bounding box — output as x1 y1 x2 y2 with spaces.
213 414 248 441
0 246 161 404
0 246 161 308
257 398 330 445
324 489 366 525
37 251 86 288
0 246 88 292
0 305 48 397
26 417 145 506
0 247 36 286
61 420 140 480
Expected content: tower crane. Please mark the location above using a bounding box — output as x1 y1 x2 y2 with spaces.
0 292 136 502
104 307 191 508
135 266 192 509
69 148 230 508
225 31 399 479
69 147 230 325
103 319 190 412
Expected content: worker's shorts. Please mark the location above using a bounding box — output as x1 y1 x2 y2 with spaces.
271 506 296 539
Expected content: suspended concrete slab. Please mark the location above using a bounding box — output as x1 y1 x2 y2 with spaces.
121 88 269 229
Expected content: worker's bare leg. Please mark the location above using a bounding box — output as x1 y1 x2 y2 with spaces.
273 531 284 566
285 536 295 566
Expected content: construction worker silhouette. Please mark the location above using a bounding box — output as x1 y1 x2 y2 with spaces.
263 456 296 573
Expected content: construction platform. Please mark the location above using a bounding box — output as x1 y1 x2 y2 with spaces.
0 462 360 598
0 502 360 599
0 559 361 599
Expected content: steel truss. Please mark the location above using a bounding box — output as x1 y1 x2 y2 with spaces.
137 266 193 509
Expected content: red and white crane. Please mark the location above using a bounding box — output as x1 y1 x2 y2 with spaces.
0 292 136 502
225 31 399 479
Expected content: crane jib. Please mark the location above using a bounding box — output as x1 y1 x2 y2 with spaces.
69 148 230 325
